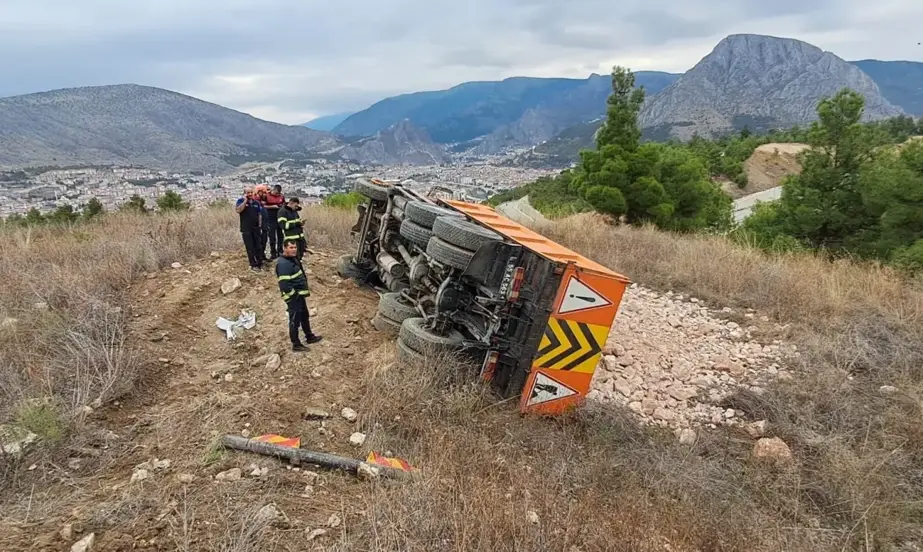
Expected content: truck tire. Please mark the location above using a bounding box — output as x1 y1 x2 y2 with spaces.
354 179 389 202
396 338 424 363
426 237 474 270
398 219 433 248
399 317 465 354
405 201 462 228
432 216 501 251
372 312 401 335
336 254 361 278
377 292 419 322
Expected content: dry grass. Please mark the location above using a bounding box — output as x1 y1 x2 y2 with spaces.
342 346 806 551
0 205 354 476
3 202 923 550
539 214 923 549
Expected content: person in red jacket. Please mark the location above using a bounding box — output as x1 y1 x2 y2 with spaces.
261 184 286 259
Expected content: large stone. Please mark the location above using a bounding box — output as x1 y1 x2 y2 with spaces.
130 469 150 483
349 432 367 447
341 407 358 423
745 420 769 439
303 407 332 420
653 407 675 422
71 533 96 552
221 278 242 295
714 357 746 377
613 378 633 398
305 528 328 541
668 387 697 401
215 468 242 482
678 428 697 445
265 354 282 371
752 437 793 466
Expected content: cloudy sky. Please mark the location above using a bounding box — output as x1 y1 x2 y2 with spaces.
1 0 920 124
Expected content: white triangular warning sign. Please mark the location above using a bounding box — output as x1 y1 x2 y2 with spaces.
526 372 578 407
558 276 612 314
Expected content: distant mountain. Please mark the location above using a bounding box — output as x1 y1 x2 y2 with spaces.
303 111 355 131
638 34 904 140
333 72 680 152
0 84 340 172
338 119 448 165
851 60 923 116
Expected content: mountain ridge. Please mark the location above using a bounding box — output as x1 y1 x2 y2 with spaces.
637 34 904 139
0 84 339 172
332 72 681 152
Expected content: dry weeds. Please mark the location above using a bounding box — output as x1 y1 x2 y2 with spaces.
0 206 353 478
2 203 922 550
541 214 923 549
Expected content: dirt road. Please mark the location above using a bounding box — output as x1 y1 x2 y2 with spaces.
495 195 549 226
1 248 392 551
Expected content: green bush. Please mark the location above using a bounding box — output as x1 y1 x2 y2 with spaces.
323 191 365 210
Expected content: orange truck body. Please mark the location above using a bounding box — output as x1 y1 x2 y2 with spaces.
444 201 631 415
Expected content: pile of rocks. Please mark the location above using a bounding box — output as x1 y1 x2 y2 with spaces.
589 285 796 430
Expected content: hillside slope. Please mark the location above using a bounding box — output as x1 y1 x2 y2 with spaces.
333 73 680 150
638 34 904 139
303 111 356 131
0 85 341 172
852 60 923 116
338 119 448 165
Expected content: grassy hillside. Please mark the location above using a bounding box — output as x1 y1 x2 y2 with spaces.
0 205 921 550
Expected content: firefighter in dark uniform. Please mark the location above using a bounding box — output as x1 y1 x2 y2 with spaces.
277 197 306 260
276 239 322 351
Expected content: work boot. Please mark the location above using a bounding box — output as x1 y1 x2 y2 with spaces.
292 343 309 352
305 334 323 345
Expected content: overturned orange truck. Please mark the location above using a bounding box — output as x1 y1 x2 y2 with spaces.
337 178 631 414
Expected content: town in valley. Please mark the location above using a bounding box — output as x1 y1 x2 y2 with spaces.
0 159 555 218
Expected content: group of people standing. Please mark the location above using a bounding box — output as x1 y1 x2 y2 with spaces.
235 184 304 271
236 185 321 351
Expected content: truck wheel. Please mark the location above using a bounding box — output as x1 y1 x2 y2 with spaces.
378 292 419 322
398 219 433 248
432 216 501 251
336 254 359 277
354 179 389 202
405 201 462 228
372 312 401 335
399 317 465 354
426 237 474 270
397 338 425 363
337 254 373 281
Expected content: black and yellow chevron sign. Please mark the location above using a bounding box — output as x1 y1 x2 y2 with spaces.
535 317 610 373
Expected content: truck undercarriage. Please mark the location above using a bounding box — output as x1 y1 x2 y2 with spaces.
337 178 631 414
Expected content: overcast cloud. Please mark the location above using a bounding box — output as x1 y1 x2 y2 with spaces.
1 0 920 124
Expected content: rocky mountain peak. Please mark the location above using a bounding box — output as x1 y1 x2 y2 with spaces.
638 34 904 139
339 118 448 165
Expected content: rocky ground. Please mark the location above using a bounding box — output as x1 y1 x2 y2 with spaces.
590 284 797 438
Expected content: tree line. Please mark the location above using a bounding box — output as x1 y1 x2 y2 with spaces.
1 190 194 227
488 66 923 271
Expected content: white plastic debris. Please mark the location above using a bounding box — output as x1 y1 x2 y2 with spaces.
216 309 257 340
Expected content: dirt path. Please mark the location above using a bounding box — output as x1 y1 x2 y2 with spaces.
495 195 550 225
1 249 392 551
